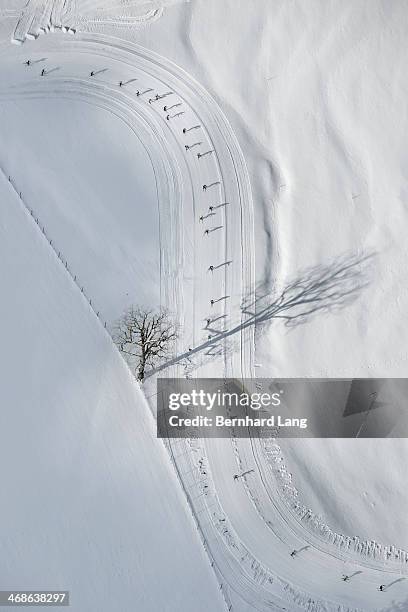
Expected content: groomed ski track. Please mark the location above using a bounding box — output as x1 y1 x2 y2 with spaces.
1 33 407 612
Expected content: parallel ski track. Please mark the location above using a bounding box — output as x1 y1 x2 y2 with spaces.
0 34 405 612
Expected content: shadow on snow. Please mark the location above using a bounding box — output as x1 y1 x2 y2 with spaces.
145 250 376 379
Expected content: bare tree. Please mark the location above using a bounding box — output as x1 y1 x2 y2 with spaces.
114 306 177 381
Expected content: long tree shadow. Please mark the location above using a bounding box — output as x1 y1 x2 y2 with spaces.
145 251 375 378
244 251 375 329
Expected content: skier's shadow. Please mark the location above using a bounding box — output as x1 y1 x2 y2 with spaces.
45 67 60 75
346 570 363 579
292 545 310 555
92 68 108 76
385 578 406 590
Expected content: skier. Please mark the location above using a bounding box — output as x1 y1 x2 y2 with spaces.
41 68 46 76
163 105 168 111
206 318 211 326
204 229 210 235
90 71 94 76
136 90 140 96
290 550 297 558
182 128 187 134
342 575 350 582
209 205 214 211
25 60 31 66
148 98 153 104
378 585 386 592
199 215 204 222
203 184 207 191
166 114 170 121
233 474 239 481
197 153 202 159
119 81 123 87
208 265 214 272
210 299 215 306
185 145 190 151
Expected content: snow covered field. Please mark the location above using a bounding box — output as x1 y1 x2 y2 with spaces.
0 169 224 611
0 96 160 321
1 1 408 611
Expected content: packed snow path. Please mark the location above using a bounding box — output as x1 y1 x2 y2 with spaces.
0 33 407 611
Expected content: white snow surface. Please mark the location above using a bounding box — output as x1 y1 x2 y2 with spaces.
1 1 408 611
129 0 408 572
0 96 160 321
0 171 224 611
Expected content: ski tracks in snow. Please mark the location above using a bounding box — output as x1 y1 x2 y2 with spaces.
0 34 406 612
